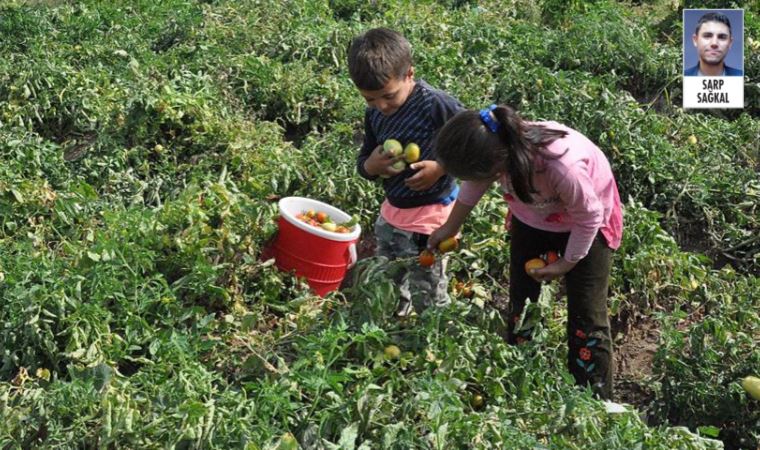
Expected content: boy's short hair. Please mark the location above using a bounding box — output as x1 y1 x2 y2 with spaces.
347 28 412 91
695 12 732 36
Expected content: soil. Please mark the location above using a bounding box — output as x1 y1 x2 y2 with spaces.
355 232 377 259
612 318 658 414
339 232 377 290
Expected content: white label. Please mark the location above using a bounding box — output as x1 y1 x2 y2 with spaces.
683 76 744 109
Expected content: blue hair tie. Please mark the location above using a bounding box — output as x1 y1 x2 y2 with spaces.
479 104 499 133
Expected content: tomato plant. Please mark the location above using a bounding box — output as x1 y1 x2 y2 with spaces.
0 0 755 448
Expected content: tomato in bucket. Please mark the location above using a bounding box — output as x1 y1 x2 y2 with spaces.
266 197 361 296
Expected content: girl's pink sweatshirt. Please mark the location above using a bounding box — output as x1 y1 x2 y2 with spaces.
458 121 623 262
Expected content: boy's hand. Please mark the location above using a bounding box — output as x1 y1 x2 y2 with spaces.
364 145 405 178
405 160 444 191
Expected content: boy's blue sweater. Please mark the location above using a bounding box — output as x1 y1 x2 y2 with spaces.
357 80 463 208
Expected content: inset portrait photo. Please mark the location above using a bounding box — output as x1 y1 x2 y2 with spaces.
683 9 744 77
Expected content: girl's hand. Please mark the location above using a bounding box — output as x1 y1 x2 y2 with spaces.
528 257 577 283
428 225 458 252
405 160 444 191
427 200 474 252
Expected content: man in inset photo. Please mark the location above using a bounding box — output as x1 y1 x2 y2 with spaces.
684 12 743 76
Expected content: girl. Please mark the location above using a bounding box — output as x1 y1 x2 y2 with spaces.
428 104 623 399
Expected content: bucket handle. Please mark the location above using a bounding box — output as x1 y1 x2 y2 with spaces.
347 243 357 269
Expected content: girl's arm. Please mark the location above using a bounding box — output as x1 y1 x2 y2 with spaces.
428 177 494 249
554 163 604 263
428 200 475 250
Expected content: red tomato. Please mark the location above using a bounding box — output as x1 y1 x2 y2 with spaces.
419 250 435 267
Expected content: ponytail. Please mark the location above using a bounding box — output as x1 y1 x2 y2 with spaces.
491 106 535 203
434 104 568 202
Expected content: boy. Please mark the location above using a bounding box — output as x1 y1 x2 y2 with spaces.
347 28 463 315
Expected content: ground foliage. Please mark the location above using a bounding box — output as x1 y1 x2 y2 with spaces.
0 0 758 448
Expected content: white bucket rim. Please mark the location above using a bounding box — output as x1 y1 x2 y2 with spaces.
278 196 361 242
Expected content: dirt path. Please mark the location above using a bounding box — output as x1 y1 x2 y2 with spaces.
613 318 659 413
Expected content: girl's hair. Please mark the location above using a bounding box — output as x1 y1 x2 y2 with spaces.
435 105 568 203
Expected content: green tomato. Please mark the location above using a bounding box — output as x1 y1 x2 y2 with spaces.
742 376 760 400
391 160 406 171
383 139 403 156
320 222 337 232
384 345 401 360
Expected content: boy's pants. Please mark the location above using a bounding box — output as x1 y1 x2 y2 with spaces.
374 216 450 313
507 216 614 400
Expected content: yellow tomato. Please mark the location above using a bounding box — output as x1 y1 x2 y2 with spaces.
524 258 546 273
437 237 458 253
403 142 420 163
470 394 485 409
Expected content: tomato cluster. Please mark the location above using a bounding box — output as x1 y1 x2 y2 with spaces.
418 237 460 267
524 250 561 274
454 280 474 298
379 139 422 179
295 210 357 234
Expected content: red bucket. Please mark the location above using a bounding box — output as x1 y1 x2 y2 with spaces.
266 197 361 296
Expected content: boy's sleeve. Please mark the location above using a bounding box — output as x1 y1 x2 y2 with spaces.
430 91 464 130
357 110 379 180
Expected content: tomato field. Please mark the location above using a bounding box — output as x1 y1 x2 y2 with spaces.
0 0 758 448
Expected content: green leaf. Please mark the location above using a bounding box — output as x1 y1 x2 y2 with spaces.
337 422 358 450
697 425 720 438
275 433 298 450
342 214 359 227
10 189 24 203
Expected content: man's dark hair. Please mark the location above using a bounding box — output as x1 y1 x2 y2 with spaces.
695 12 732 36
347 28 412 91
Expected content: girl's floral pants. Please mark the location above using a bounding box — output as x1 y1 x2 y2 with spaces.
506 216 614 400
